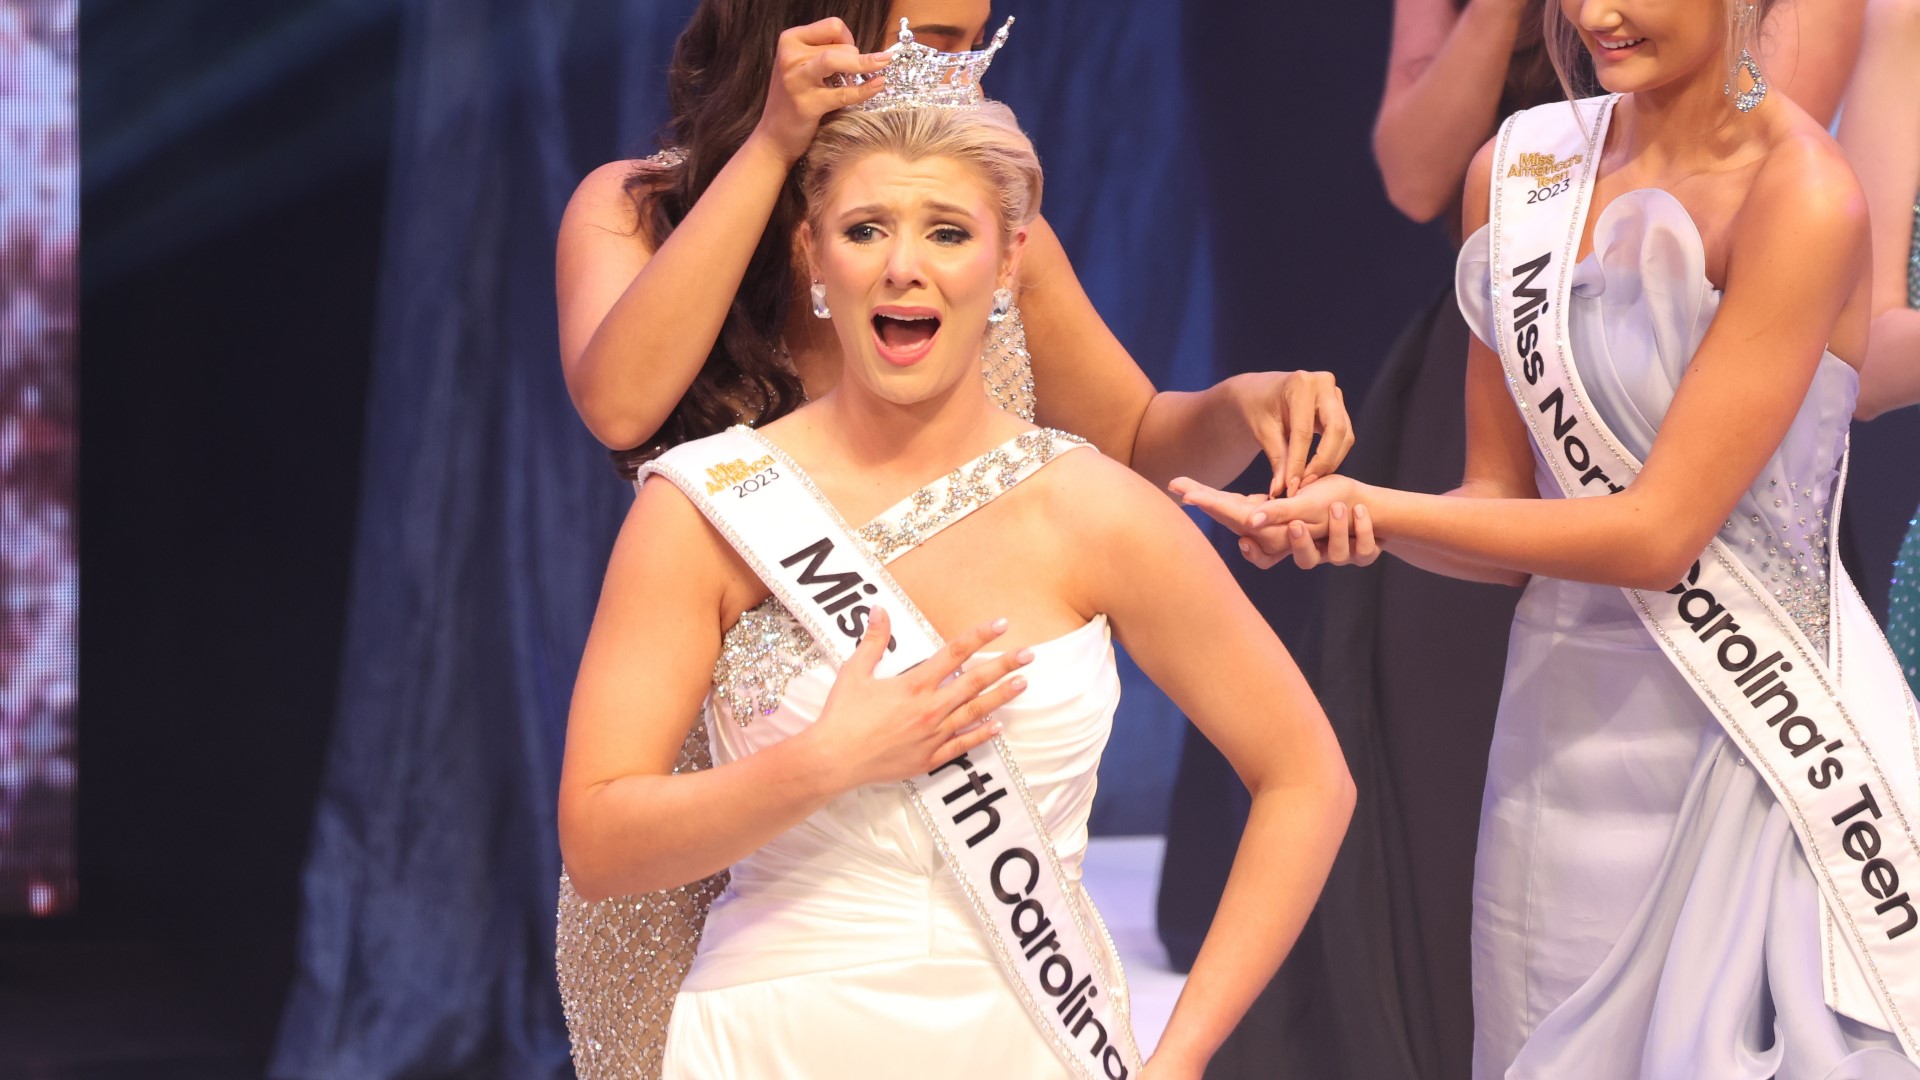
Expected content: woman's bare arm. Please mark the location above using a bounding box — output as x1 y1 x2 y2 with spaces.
556 20 888 450
1020 219 1352 494
1765 0 1867 126
1213 142 1871 593
1374 0 1533 223
1062 455 1353 1074
1839 0 1920 419
559 478 1024 901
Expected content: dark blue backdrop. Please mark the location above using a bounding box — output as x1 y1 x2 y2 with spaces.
68 0 1920 1075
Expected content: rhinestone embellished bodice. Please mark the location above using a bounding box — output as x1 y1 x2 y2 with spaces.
711 427 1081 728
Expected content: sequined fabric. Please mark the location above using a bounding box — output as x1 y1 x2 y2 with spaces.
1887 202 1920 696
715 427 1082 727
1735 477 1835 655
1892 519 1920 696
712 602 822 728
559 312 1042 1079
856 427 1066 561
556 722 728 1080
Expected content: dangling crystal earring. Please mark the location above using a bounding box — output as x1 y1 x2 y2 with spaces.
810 281 831 319
987 287 1012 324
1724 47 1767 112
1723 5 1767 113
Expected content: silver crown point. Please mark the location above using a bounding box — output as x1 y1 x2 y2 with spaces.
839 15 1016 113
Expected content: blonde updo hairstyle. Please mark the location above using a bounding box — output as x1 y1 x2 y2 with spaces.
800 101 1044 256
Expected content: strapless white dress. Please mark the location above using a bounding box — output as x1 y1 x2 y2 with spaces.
1457 188 1920 1079
659 434 1131 1079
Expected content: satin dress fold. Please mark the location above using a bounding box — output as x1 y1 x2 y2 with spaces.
1457 189 1920 1079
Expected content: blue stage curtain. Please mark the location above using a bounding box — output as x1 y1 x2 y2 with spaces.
272 2 1209 1075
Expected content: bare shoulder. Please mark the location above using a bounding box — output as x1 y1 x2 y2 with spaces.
1027 440 1196 540
1737 124 1867 245
622 473 762 617
561 158 661 244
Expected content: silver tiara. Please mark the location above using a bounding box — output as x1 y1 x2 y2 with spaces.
836 16 1014 112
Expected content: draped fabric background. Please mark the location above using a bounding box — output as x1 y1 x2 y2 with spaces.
270 2 1213 1075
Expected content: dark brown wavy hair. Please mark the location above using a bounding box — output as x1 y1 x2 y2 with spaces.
611 0 895 478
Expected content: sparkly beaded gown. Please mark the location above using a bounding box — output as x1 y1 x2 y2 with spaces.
1456 188 1920 1078
554 311 1039 1079
1886 202 1920 698
656 430 1130 1077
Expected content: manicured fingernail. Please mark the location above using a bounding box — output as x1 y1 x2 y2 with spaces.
1250 512 1267 527
990 617 1009 633
989 720 1005 733
1291 522 1306 537
1355 505 1369 519
1290 476 1302 490
1015 648 1035 664
1008 677 1026 691
1239 539 1252 553
1332 503 1346 520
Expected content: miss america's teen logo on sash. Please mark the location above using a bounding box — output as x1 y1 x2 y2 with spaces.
703 454 778 497
1507 149 1582 203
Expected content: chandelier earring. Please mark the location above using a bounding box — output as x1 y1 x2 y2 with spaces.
988 287 1013 324
1723 5 1767 112
810 281 831 319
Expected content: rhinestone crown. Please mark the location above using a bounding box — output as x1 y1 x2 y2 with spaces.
839 16 1014 112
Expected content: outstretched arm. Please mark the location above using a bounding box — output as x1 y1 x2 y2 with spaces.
1198 142 1871 594
1020 218 1352 495
1066 457 1353 1076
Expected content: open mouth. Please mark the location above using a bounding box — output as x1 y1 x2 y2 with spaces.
871 309 941 366
1596 36 1647 53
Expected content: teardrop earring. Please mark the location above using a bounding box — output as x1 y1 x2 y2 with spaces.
987 287 1013 324
1724 48 1767 112
1722 5 1767 113
810 281 831 319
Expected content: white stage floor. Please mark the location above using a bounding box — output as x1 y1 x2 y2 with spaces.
1079 835 1187 1057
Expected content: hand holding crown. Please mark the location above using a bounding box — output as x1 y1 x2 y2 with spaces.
752 17 895 164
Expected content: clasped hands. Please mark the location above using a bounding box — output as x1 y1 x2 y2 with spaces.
1169 473 1380 570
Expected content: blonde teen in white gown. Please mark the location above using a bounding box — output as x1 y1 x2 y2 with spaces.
557 98 1354 1080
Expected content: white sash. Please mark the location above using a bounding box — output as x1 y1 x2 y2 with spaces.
641 426 1142 1080
1488 95 1920 1054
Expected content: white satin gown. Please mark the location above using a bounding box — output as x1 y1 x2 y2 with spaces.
660 431 1132 1079
1458 188 1920 1079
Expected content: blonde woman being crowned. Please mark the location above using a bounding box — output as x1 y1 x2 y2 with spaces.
557 26 1354 1080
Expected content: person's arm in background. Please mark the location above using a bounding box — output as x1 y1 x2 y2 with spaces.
1372 0 1535 223
1839 0 1920 420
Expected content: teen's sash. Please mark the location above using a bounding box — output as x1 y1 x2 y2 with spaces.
1487 95 1920 1055
640 426 1143 1080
